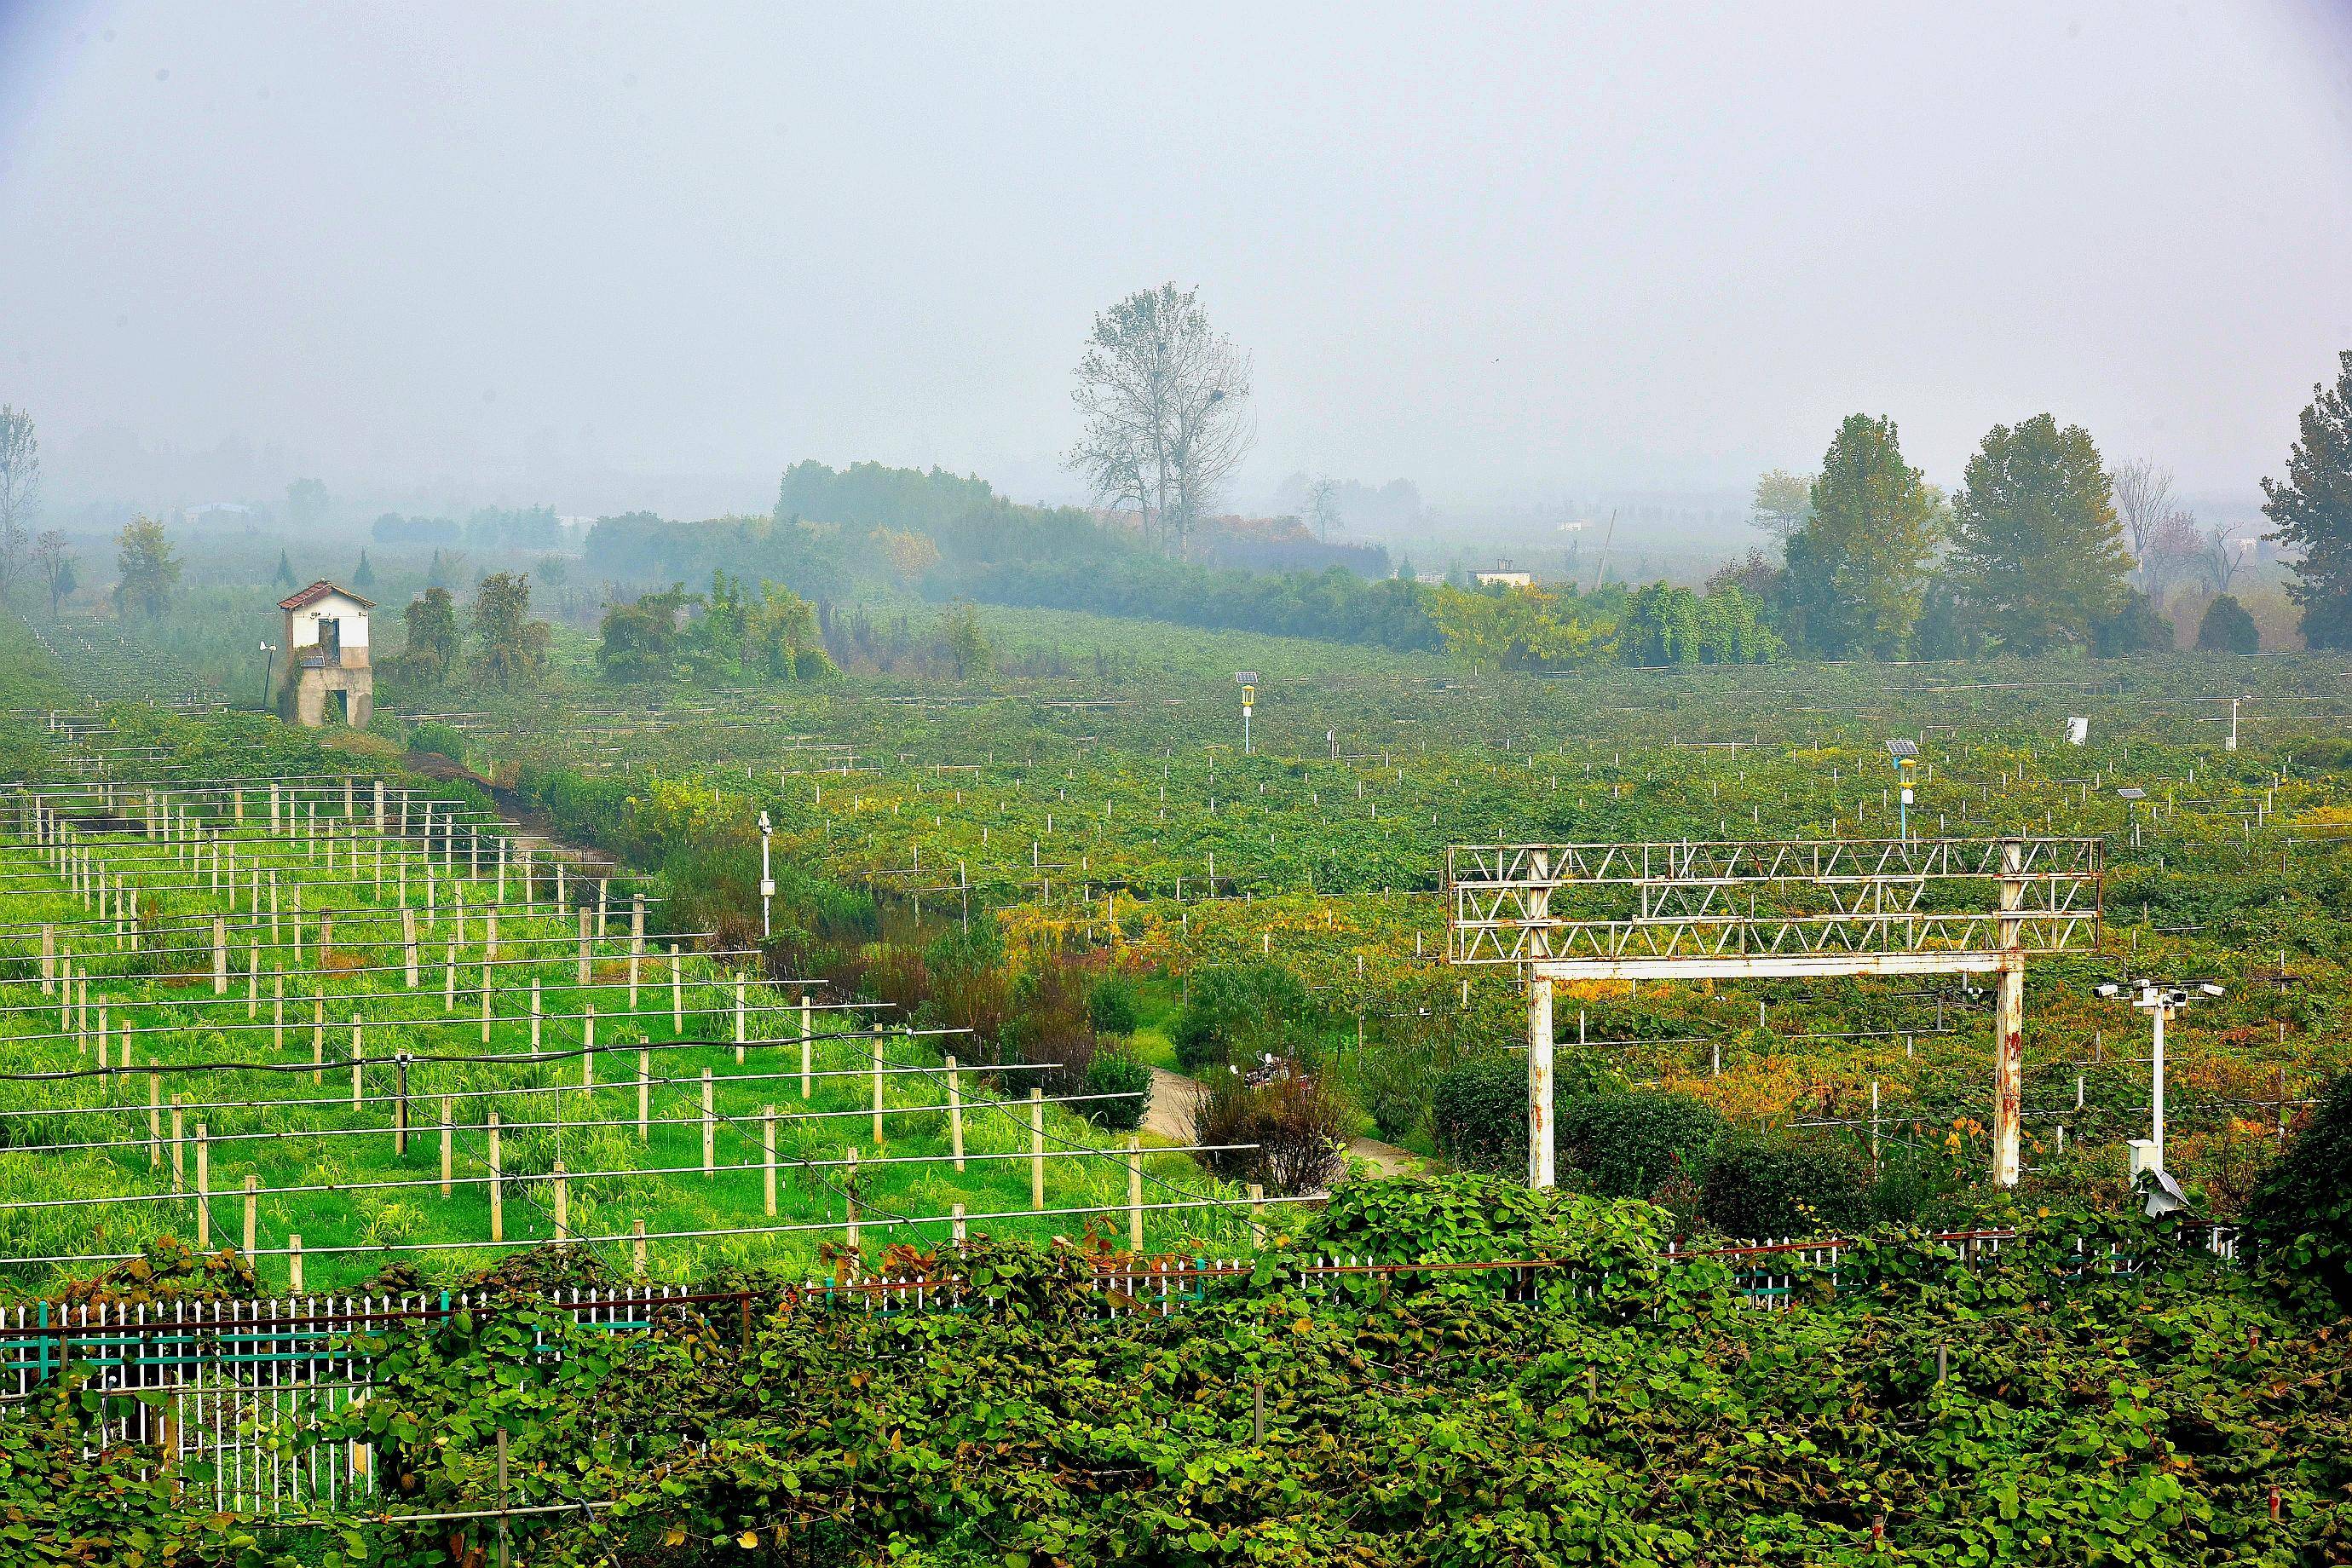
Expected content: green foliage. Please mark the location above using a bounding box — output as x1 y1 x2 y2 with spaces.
1430 1052 1526 1174
2266 349 2352 649
1173 963 1310 1073
470 570 549 689
395 585 459 686
2198 592 2260 654
2095 586 2176 654
1949 414 2134 653
1080 1040 1150 1131
2245 1071 2352 1314
1083 972 1141 1035
1784 412 1943 657
1700 1133 1871 1238
1558 1091 1727 1204
972 556 1443 652
112 516 182 619
1619 581 1779 666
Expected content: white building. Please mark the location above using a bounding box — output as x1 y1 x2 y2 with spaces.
277 580 374 727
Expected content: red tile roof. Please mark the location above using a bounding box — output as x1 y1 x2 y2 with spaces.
278 580 375 612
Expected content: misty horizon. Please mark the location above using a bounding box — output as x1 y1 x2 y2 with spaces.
5 2 2352 532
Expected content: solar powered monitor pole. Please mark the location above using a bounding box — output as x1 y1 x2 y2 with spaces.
758 810 775 939
259 642 277 712
1235 672 1257 756
1885 739 1918 843
2095 980 2222 1173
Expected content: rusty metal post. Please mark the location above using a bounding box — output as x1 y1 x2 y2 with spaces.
1525 850 1554 1189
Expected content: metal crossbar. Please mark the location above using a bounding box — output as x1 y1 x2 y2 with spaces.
1447 837 2102 966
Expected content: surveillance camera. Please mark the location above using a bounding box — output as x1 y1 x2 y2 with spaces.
2199 983 2224 997
2095 983 2121 998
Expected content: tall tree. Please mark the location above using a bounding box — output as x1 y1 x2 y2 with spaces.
1780 415 1940 657
32 531 76 616
2264 351 2352 649
1750 469 1813 540
352 550 376 591
32 533 76 620
0 406 37 607
112 516 182 618
285 477 330 529
470 572 550 689
1066 284 1253 554
2110 458 2174 583
401 587 460 684
273 549 297 590
1948 415 2133 654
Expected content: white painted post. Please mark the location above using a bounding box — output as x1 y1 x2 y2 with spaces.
487 1112 504 1242
763 1106 777 1217
702 1069 714 1175
946 1053 964 1172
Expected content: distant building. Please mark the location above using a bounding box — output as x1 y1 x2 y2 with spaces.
277 581 374 727
1473 568 1535 589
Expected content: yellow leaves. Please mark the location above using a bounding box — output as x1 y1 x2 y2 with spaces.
1292 1317 1313 1336
738 1529 761 1548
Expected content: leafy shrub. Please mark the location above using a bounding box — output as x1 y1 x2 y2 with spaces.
1173 963 1307 1074
2245 1071 2352 1313
1081 1042 1151 1132
1699 1135 1871 1239
406 720 470 761
1433 1049 1621 1174
1431 1054 1525 1175
2196 593 2259 654
1191 1071 1348 1195
1557 1092 1726 1202
1085 973 1141 1035
1352 1041 1435 1145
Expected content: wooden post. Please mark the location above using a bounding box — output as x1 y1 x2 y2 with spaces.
637 1048 651 1140
487 1112 503 1242
552 1162 568 1241
1248 1182 1265 1248
1127 1139 1144 1251
288 1234 303 1293
212 915 228 994
582 1006 596 1086
318 911 332 971
1030 1087 1045 1209
800 994 813 1098
577 906 591 986
171 1097 185 1190
312 997 325 1083
734 974 747 1065
441 1098 453 1197
349 1015 365 1110
530 979 541 1051
243 1175 258 1257
952 1202 967 1243
872 1034 885 1144
763 1106 777 1217
149 1069 161 1169
701 1069 715 1175
631 1219 647 1279
403 908 419 989
946 1054 964 1172
670 945 683 1034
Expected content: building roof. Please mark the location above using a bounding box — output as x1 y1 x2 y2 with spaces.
279 580 375 613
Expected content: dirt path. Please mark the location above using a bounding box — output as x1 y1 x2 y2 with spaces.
1145 1069 1421 1180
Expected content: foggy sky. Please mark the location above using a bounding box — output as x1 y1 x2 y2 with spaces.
3 1 2350 520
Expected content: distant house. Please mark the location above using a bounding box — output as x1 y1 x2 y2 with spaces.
277 581 374 727
1473 568 1535 589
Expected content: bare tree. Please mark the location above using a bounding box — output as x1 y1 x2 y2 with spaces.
1067 285 1253 554
2201 522 2249 596
2142 510 2203 602
32 530 77 616
0 406 37 607
2111 458 2174 580
1305 476 1344 539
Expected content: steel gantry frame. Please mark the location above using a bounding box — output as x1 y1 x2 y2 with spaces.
1444 838 2103 1189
